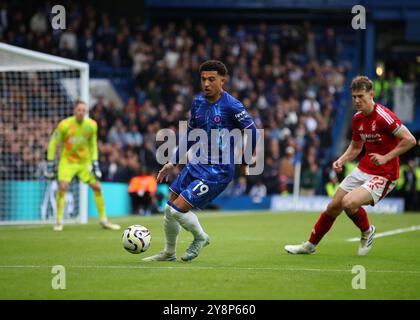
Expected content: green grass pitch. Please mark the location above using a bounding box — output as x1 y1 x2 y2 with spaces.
1 211 420 300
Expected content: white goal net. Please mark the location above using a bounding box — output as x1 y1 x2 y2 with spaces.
0 43 89 225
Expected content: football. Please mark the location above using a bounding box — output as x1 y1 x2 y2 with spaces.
122 225 152 254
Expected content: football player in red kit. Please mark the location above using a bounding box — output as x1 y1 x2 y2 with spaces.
285 75 417 256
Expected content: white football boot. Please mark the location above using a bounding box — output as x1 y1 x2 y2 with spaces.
142 251 177 262
53 221 63 231
358 225 375 256
284 241 316 254
99 218 121 230
181 234 210 261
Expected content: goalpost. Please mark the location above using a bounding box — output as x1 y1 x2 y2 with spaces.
0 43 89 225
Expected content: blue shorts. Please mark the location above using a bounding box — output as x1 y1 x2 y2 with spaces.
169 167 229 210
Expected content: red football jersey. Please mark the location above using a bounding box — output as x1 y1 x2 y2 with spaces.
352 103 402 181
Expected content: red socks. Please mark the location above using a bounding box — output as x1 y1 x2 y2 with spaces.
308 208 370 246
309 211 336 245
348 207 370 232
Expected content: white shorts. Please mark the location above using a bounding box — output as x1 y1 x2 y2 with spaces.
339 168 396 205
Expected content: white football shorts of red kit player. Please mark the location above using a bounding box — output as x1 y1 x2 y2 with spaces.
340 167 397 205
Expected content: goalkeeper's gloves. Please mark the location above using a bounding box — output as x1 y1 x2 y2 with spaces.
92 160 102 179
44 161 55 180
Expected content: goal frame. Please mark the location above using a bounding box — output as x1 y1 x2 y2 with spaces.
0 43 89 225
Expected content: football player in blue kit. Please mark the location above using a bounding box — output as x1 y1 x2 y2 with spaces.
143 60 258 262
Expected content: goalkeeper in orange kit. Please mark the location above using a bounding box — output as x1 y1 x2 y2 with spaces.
45 100 120 231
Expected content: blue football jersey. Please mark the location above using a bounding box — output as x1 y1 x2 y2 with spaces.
184 90 255 184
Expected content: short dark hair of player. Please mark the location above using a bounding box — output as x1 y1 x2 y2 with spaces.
74 99 86 107
199 60 228 77
350 76 373 92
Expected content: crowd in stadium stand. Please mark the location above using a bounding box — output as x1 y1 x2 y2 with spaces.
9 2 413 209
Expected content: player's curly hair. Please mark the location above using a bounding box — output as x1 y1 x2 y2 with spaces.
351 76 373 92
199 60 228 76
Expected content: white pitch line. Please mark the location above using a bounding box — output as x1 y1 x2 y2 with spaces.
346 225 420 242
0 265 420 275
